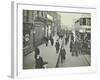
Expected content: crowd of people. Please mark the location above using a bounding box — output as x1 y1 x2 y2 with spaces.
34 31 90 68
34 34 67 68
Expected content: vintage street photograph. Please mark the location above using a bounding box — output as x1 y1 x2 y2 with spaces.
23 10 91 69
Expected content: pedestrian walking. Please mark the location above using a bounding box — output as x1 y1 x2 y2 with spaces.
71 41 75 56
78 40 82 54
55 40 60 53
74 40 79 56
34 47 40 60
65 35 69 45
71 33 74 41
34 47 48 69
65 37 67 45
60 47 66 63
70 40 73 52
44 37 48 47
50 37 54 46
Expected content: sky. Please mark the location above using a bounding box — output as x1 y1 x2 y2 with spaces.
58 12 90 30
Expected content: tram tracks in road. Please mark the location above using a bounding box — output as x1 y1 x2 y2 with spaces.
81 54 91 66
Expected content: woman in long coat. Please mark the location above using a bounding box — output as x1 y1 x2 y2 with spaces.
60 47 66 63
50 37 54 46
34 48 48 68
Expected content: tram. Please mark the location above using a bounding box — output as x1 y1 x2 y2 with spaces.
74 16 91 54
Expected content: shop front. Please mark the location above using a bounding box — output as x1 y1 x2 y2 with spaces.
23 23 33 56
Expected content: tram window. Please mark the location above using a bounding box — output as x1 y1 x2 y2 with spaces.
80 18 83 25
83 18 86 25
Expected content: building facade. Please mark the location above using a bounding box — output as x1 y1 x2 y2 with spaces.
23 10 61 55
48 12 61 36
23 10 47 55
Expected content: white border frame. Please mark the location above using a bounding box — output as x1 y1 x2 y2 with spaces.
11 1 97 78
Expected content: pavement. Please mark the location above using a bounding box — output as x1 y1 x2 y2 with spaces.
23 35 62 69
23 34 91 69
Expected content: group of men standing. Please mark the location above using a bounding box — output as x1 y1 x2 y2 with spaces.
70 33 82 56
